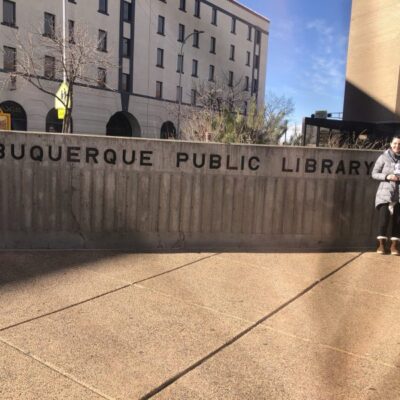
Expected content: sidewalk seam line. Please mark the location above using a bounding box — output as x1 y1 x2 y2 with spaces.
0 253 220 333
260 325 399 370
133 283 252 323
132 253 220 285
138 252 364 400
0 336 115 400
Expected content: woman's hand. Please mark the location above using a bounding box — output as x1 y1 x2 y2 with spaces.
387 174 400 181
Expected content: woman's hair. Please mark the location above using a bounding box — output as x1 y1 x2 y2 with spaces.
392 135 400 142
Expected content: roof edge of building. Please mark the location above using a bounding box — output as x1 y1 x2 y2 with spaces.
228 0 270 24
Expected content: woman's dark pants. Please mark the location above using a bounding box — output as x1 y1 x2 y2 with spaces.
377 203 400 238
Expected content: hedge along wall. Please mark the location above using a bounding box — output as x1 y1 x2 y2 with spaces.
0 131 381 250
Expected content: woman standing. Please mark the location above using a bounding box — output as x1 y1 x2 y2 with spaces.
372 135 400 255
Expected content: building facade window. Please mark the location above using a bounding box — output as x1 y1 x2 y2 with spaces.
246 51 251 66
211 8 217 25
248 26 252 41
256 30 261 44
229 45 235 61
179 0 186 12
208 65 215 82
157 15 165 35
3 0 16 27
98 30 107 51
44 12 55 38
177 54 184 73
68 20 75 43
3 46 16 71
244 76 249 91
44 55 55 79
231 18 236 34
122 37 130 57
98 0 107 14
178 23 185 42
191 89 197 106
254 55 260 69
193 30 199 48
192 59 198 77
123 1 131 22
97 67 106 87
121 73 130 92
194 0 200 17
210 36 216 54
156 81 163 99
156 48 164 67
228 71 234 87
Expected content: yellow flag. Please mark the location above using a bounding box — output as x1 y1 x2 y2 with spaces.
57 108 66 120
55 82 71 109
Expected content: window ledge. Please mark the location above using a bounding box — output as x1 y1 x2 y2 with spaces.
97 10 109 16
1 22 18 29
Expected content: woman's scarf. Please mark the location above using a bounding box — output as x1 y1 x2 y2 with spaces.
388 149 400 161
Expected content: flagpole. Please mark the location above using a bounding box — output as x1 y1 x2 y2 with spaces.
62 0 66 83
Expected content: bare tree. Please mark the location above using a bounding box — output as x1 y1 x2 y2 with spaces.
288 124 303 146
174 75 251 142
1 23 118 133
175 79 294 145
263 92 294 143
196 74 250 112
328 132 387 150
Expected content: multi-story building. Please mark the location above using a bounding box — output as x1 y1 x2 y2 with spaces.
343 0 400 124
0 0 269 137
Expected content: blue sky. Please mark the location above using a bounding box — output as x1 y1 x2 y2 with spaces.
240 0 352 126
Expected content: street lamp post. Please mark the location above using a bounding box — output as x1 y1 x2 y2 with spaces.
62 0 67 83
177 30 204 139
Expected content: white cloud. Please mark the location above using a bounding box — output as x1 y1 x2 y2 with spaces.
273 20 295 40
307 19 334 39
303 19 348 96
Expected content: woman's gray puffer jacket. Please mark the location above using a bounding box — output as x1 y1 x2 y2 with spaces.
372 149 400 208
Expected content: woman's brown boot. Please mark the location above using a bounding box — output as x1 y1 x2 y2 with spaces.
376 237 387 254
390 238 399 256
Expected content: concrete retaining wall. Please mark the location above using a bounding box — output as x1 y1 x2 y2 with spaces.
0 131 381 250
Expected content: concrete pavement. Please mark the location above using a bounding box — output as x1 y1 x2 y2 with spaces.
0 251 400 399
